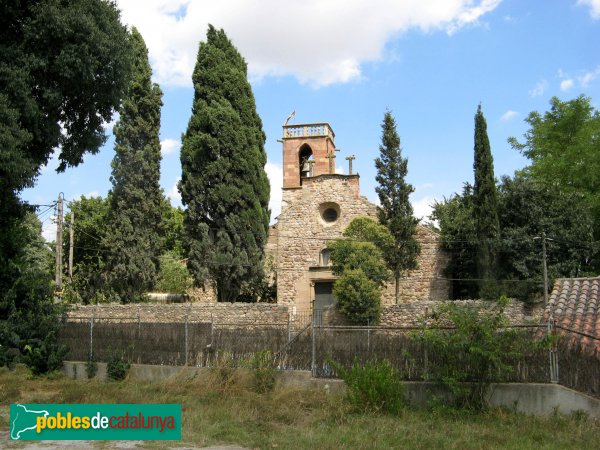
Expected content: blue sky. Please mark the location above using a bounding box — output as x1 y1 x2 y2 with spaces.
22 0 600 240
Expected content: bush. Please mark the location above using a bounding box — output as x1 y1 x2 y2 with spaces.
333 270 382 325
413 296 531 410
156 251 193 293
86 353 98 379
248 350 277 393
336 359 404 414
107 352 130 381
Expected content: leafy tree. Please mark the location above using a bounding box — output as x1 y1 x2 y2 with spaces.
509 95 600 238
64 196 110 304
329 218 391 324
155 251 193 294
433 175 594 301
375 110 420 303
179 25 270 302
473 105 500 298
0 0 131 298
0 212 66 372
160 199 185 258
104 28 163 303
496 174 594 300
431 184 479 299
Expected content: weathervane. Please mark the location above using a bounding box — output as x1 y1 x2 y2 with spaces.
284 110 296 126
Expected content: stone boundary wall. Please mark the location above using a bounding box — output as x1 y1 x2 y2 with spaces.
66 300 544 328
380 300 545 328
67 303 289 326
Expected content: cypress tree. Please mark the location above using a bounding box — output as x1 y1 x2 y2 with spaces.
104 28 163 302
473 104 500 296
179 25 270 302
375 110 421 303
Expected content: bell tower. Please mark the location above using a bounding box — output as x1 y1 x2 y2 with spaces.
282 123 336 188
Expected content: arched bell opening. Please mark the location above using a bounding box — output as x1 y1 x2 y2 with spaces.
299 144 314 181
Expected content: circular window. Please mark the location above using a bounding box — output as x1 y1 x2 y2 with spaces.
322 208 338 222
319 202 340 224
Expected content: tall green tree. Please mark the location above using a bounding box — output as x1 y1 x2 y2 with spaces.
179 25 270 302
375 110 420 303
0 0 131 371
509 95 600 238
104 28 163 302
473 105 500 297
0 0 131 296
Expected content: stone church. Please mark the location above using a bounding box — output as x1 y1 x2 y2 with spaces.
267 122 449 313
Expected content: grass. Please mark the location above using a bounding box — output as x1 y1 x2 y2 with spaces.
1 366 599 449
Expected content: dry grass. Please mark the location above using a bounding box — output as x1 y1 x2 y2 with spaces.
1 366 599 449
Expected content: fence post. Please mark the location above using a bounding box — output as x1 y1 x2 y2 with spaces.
311 312 316 377
89 314 94 360
548 317 559 383
137 305 141 337
287 312 291 344
184 312 189 366
367 320 371 355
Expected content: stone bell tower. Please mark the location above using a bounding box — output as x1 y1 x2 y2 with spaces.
282 123 337 188
276 122 371 311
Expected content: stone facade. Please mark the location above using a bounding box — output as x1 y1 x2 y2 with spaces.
275 174 377 310
271 121 449 311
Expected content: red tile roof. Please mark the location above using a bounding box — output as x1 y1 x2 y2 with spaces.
543 277 600 355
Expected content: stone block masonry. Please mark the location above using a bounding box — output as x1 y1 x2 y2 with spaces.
67 303 289 326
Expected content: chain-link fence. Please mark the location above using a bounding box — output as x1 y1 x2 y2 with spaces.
58 312 599 398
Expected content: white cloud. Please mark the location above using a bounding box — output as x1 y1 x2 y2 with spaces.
529 79 548 97
579 66 600 86
411 196 437 221
578 0 600 19
116 0 502 87
265 161 282 223
103 112 120 132
161 138 180 156
560 78 574 91
41 149 60 173
42 219 57 243
168 177 182 205
500 110 518 122
335 165 345 175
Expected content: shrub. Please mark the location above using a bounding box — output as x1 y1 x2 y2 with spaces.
336 358 404 414
86 353 98 379
107 352 130 381
413 296 531 410
333 270 382 325
248 350 277 393
156 251 193 293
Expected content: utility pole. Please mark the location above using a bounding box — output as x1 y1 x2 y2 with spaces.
69 210 74 282
542 232 548 306
55 193 64 292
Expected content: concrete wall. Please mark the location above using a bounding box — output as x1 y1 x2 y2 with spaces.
62 361 600 418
